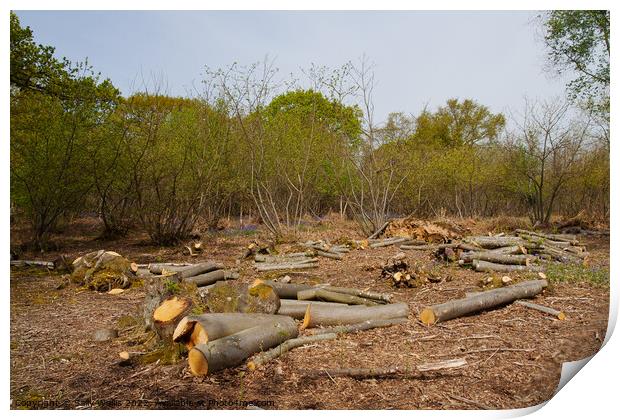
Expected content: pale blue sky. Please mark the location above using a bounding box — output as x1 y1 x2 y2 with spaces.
14 10 572 123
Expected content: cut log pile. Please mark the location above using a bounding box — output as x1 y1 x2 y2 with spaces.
423 229 590 273
165 278 407 376
381 253 446 288
136 262 409 377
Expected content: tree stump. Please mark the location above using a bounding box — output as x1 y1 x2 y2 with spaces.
205 281 280 314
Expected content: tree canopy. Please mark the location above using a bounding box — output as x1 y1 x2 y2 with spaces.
542 10 610 109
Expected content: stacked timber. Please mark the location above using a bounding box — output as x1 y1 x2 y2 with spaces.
299 240 351 259
428 230 588 273
251 279 394 318
166 278 407 377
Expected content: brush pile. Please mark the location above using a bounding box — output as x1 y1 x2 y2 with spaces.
381 252 446 288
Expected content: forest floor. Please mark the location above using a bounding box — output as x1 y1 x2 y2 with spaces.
9 216 610 410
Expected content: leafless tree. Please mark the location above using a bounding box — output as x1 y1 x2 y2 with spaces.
509 98 591 225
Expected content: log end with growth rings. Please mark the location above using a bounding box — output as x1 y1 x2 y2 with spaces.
188 347 209 376
419 308 436 325
189 323 209 349
153 296 192 323
172 317 194 342
301 303 312 330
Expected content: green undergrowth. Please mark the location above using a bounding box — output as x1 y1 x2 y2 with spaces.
539 263 609 287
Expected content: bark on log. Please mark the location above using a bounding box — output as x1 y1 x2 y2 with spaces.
147 263 193 274
277 299 347 319
514 300 566 320
254 253 313 263
188 318 299 376
370 237 408 248
173 313 295 348
400 244 438 251
489 245 527 255
473 260 545 273
177 262 225 279
537 246 585 264
247 333 337 370
457 243 485 252
297 289 379 306
302 302 409 329
308 358 466 379
255 261 319 272
419 279 548 325
254 280 318 299
461 252 536 266
465 237 525 249
10 260 55 269
320 286 392 303
310 317 407 335
184 270 239 287
316 250 343 260
515 229 578 244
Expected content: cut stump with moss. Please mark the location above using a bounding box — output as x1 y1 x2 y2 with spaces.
153 296 194 340
205 281 280 314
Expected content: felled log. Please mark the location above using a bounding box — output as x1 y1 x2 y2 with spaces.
489 245 527 255
515 229 578 245
254 253 313 263
253 279 317 299
465 237 524 249
457 243 484 252
147 263 193 274
255 260 319 272
302 302 409 329
277 299 347 319
152 296 194 340
310 317 407 335
10 260 55 269
205 281 280 314
461 252 536 266
330 245 351 253
536 246 585 265
172 313 294 348
419 279 548 325
188 318 298 376
400 244 437 251
514 300 566 320
319 286 392 303
370 237 408 248
247 333 337 370
472 260 544 273
184 270 239 287
297 289 379 306
316 250 343 260
308 358 466 379
177 262 225 279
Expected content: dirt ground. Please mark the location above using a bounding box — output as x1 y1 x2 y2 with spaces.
9 217 610 410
